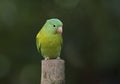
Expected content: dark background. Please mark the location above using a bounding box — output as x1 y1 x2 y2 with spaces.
0 0 120 84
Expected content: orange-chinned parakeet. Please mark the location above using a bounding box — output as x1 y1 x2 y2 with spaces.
36 18 63 60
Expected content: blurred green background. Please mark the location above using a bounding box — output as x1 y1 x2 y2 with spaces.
0 0 120 84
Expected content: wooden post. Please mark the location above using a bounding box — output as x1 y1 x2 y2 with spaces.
41 59 65 84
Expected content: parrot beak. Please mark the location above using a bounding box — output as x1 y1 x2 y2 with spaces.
56 27 63 34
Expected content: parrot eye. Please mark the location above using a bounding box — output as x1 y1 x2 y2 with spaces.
53 25 56 27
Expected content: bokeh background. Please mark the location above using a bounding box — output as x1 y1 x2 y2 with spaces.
0 0 120 84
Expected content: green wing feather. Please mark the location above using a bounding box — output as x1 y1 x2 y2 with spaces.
36 34 41 52
61 37 63 48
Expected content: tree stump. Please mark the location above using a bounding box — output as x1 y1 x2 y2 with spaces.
41 59 65 84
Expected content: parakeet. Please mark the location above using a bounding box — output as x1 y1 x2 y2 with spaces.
36 18 63 60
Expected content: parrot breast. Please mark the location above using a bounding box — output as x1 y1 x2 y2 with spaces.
38 30 62 58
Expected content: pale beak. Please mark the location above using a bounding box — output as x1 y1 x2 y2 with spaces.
56 27 63 34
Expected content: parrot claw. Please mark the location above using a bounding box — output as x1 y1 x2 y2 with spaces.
56 57 61 60
45 57 50 60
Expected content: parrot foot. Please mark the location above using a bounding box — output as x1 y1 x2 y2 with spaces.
45 57 50 60
56 57 61 60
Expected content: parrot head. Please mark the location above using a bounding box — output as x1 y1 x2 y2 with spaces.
44 18 63 34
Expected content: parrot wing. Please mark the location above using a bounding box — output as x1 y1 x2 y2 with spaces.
60 36 63 48
36 35 41 52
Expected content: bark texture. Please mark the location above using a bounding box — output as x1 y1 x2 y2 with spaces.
41 59 65 84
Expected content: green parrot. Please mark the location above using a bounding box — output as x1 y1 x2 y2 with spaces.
36 18 63 60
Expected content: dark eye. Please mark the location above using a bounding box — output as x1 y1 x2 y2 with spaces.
53 25 56 27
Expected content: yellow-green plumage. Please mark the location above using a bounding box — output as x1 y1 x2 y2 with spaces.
36 18 63 59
